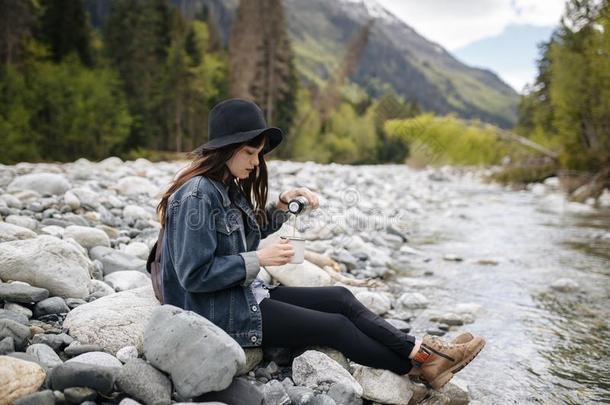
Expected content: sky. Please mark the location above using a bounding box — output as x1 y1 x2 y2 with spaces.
375 0 567 92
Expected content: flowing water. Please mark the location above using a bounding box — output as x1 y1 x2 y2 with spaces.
403 181 610 404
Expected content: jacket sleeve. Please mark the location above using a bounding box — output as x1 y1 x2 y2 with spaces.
259 202 291 239
169 194 260 293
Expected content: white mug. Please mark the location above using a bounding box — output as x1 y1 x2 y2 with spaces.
280 236 305 264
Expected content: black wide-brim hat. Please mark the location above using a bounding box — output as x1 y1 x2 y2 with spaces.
193 98 283 155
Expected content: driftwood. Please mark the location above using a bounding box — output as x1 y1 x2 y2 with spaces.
569 165 610 203
304 250 386 289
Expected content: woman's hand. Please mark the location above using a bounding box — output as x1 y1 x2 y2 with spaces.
256 238 295 266
277 187 320 211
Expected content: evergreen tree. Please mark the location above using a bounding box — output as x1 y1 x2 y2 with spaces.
0 0 39 67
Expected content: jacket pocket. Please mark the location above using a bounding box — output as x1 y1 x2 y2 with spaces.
215 214 241 254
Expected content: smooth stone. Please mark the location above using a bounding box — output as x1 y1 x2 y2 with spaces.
4 302 33 318
63 342 103 357
63 191 80 210
144 305 246 399
123 205 152 223
87 279 116 297
0 356 47 404
286 386 316 404
63 225 110 249
116 345 139 363
354 291 392 315
0 336 15 355
34 297 70 318
0 319 31 350
237 347 263 375
26 343 63 370
8 173 70 196
40 225 65 238
551 278 579 293
66 351 122 369
64 298 87 309
352 364 416 404
0 222 37 242
5 215 38 230
89 246 147 275
69 188 100 210
50 362 116 394
63 286 159 355
12 389 55 405
31 333 73 351
116 358 172 405
121 242 151 260
396 292 429 310
292 350 362 397
116 177 157 197
0 308 29 325
0 236 92 299
118 399 143 405
104 271 151 292
193 377 264 405
0 284 49 304
63 387 97 403
264 260 332 287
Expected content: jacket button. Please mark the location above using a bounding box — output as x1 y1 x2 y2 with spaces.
250 336 257 342
251 305 258 312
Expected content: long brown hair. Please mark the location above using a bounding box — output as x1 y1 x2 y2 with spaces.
157 134 269 228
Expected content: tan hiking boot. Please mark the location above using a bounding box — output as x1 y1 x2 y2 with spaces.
407 332 473 379
412 334 485 389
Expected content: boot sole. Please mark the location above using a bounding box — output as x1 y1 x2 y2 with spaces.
428 338 486 390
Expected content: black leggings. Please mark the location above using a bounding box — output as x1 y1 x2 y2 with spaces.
259 285 416 375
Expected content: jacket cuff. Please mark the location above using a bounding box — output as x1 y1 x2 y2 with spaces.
240 251 260 287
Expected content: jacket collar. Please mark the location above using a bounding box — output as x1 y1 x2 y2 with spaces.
206 177 260 231
207 178 231 207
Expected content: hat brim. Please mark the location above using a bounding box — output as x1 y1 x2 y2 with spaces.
193 127 283 155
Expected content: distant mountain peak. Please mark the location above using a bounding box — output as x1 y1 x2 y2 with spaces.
336 0 398 23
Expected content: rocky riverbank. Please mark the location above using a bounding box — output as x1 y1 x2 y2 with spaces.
1 157 607 405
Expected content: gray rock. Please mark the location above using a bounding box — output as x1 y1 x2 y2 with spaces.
193 377 264 405
292 350 362 397
64 298 87 309
86 279 116 297
31 333 73 351
8 173 70 196
63 387 97 403
12 389 56 405
310 394 337 405
0 236 92 299
354 291 392 315
116 358 172 405
63 342 103 357
396 292 429 310
237 347 263 375
327 382 363 405
439 382 470 405
116 176 157 197
551 278 579 293
143 305 246 398
69 188 99 210
5 214 38 230
0 283 49 304
0 318 31 350
34 297 70 318
0 308 29 325
262 380 290 405
0 222 38 243
352 364 416 404
116 345 139 363
89 246 147 275
50 362 117 394
63 225 110 249
0 336 15 354
419 391 451 405
286 386 315 405
66 351 122 369
104 271 151 292
26 343 64 370
63 285 159 355
4 302 33 318
119 399 143 405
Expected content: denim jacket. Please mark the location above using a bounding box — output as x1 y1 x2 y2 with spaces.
160 175 290 347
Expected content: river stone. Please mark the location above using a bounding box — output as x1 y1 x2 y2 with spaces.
63 285 159 355
8 173 70 196
104 271 151 292
122 242 151 260
396 292 429 310
89 246 147 275
123 205 152 222
286 386 316 404
12 389 55 405
87 279 116 297
0 319 31 350
0 284 49 304
5 215 38 230
237 347 263 375
50 362 116 394
63 190 80 210
0 356 47 405
193 377 263 405
4 302 33 318
31 333 73 351
66 351 123 369
292 350 363 397
116 345 139 363
262 379 290 405
265 260 332 287
0 236 92 298
352 364 416 404
354 291 392 315
143 305 246 398
116 358 172 405
63 342 103 357
0 336 15 354
117 176 157 197
63 387 97 403
25 343 63 370
0 222 37 242
327 382 363 405
70 187 100 209
551 278 579 293
33 297 70 318
0 309 29 325
63 225 110 249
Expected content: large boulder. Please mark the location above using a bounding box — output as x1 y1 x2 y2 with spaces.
63 286 160 355
352 364 418 404
143 305 246 399
8 173 70 196
0 356 47 405
292 350 363 397
0 236 92 298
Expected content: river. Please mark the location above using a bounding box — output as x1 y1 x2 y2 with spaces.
401 177 610 404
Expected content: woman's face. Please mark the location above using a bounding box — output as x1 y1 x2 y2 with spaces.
226 142 264 179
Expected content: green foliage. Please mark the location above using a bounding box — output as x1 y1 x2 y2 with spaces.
385 114 513 166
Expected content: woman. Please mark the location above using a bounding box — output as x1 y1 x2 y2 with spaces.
156 98 485 390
